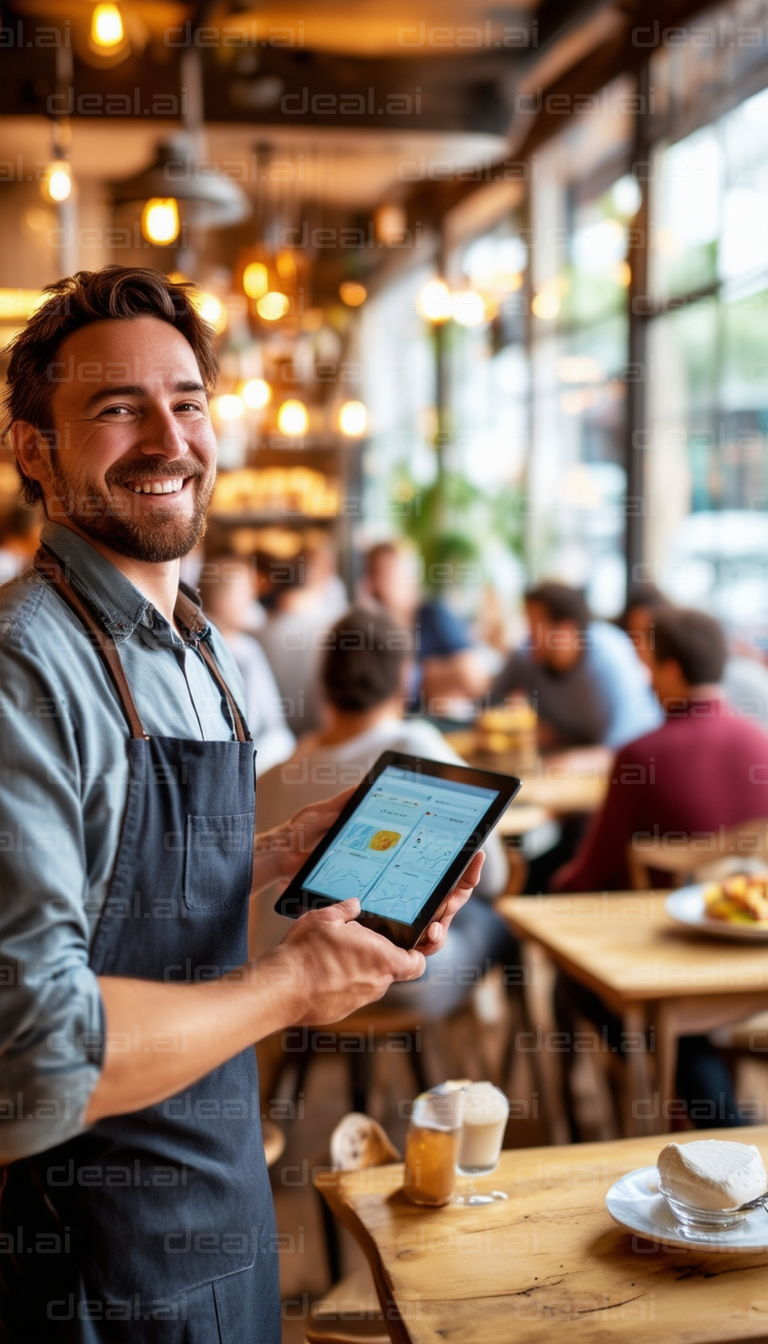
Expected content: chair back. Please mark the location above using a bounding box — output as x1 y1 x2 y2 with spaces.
626 816 768 890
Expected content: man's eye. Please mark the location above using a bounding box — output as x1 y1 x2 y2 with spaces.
101 405 132 416
175 401 203 412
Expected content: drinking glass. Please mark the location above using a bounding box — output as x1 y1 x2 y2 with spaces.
403 1088 464 1207
455 1082 510 1207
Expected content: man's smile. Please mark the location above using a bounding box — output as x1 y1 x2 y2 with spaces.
121 476 191 496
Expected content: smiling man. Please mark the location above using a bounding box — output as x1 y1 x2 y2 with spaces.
0 268 480 1343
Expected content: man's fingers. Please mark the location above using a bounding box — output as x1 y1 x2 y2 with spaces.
456 849 485 890
303 898 361 925
394 949 426 982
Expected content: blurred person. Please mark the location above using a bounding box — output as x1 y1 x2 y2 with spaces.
0 267 483 1342
197 553 295 775
362 540 488 715
304 533 348 623
257 548 333 735
491 581 661 750
623 581 768 730
552 606 768 1129
256 607 518 1015
0 502 41 585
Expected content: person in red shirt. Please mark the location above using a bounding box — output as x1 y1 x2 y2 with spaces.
552 606 768 1131
553 608 768 894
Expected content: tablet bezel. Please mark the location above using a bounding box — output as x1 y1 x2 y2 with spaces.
273 750 521 949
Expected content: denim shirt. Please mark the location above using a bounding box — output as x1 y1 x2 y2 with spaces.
0 523 250 1162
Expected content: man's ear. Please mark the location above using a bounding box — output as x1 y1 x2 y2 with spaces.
9 421 51 495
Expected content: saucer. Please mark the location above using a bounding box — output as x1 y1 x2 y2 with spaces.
605 1166 768 1252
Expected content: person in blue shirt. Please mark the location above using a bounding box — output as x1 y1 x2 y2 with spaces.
362 541 487 716
491 581 661 750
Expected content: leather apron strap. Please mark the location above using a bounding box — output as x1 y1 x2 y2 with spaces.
34 545 147 740
34 545 250 745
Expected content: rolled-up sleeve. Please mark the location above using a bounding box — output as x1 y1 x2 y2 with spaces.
0 639 104 1162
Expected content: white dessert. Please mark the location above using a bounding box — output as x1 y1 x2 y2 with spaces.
658 1141 766 1211
458 1083 509 1172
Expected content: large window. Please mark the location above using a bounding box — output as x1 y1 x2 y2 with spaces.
646 85 768 635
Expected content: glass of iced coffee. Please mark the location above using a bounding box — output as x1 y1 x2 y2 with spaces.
403 1088 464 1207
455 1082 510 1206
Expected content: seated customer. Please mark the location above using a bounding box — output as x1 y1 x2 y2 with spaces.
623 581 768 731
553 607 768 1129
362 541 488 715
198 555 296 776
491 581 661 750
257 550 336 735
256 607 516 1015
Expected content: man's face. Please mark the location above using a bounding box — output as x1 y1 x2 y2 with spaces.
525 600 582 672
38 315 217 563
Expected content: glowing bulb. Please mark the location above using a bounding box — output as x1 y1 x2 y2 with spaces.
243 262 269 299
44 164 71 203
92 3 124 49
339 401 368 437
531 288 560 320
192 291 226 333
417 279 452 324
339 281 367 307
240 378 272 410
277 399 308 436
451 291 486 327
214 395 244 421
256 291 290 321
276 250 296 280
141 198 179 246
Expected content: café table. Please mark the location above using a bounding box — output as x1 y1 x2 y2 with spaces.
497 891 768 1134
315 1125 768 1344
445 736 610 815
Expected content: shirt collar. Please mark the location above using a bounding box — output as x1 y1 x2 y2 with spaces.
40 521 209 646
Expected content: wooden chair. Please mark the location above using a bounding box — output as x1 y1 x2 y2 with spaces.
626 816 768 891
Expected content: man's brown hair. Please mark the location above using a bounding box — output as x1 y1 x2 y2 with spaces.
2 266 219 505
653 607 727 686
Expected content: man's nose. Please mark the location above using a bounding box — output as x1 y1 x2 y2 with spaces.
139 404 187 457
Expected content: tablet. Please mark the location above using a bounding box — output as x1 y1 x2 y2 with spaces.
274 751 521 949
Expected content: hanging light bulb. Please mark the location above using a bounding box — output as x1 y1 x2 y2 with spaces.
417 279 452 324
91 3 125 49
277 400 309 436
191 291 227 334
141 198 180 246
243 262 269 299
451 291 486 327
240 379 272 410
339 281 367 307
256 291 290 321
213 395 244 421
338 401 368 437
43 162 72 204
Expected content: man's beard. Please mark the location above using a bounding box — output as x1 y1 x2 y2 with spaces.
49 456 215 562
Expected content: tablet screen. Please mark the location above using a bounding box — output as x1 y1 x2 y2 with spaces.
299 763 500 925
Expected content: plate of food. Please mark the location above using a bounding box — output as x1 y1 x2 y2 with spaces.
665 874 768 942
606 1140 768 1252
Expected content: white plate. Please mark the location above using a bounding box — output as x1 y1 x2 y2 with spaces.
665 885 768 942
606 1165 768 1252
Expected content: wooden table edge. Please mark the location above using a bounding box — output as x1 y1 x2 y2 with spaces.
314 1169 412 1344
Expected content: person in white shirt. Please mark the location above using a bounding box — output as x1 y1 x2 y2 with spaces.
198 554 296 775
256 607 517 1014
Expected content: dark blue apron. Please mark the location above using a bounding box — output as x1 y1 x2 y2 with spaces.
0 549 279 1343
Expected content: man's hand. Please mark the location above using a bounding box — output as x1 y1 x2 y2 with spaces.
261 849 485 1025
252 788 357 895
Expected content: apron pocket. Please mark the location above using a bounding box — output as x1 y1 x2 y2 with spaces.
184 813 254 912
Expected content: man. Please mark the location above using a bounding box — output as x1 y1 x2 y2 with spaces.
491 581 661 750
552 606 768 1130
553 606 768 893
0 268 480 1341
362 541 488 715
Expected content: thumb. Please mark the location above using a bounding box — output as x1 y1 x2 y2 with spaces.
394 948 427 982
308 898 361 924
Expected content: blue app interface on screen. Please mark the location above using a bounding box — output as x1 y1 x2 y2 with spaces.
302 765 498 925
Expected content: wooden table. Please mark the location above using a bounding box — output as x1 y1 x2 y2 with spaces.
316 1127 768 1344
446 737 609 814
499 891 768 1133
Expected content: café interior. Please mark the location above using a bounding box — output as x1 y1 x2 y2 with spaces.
4 0 768 1340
